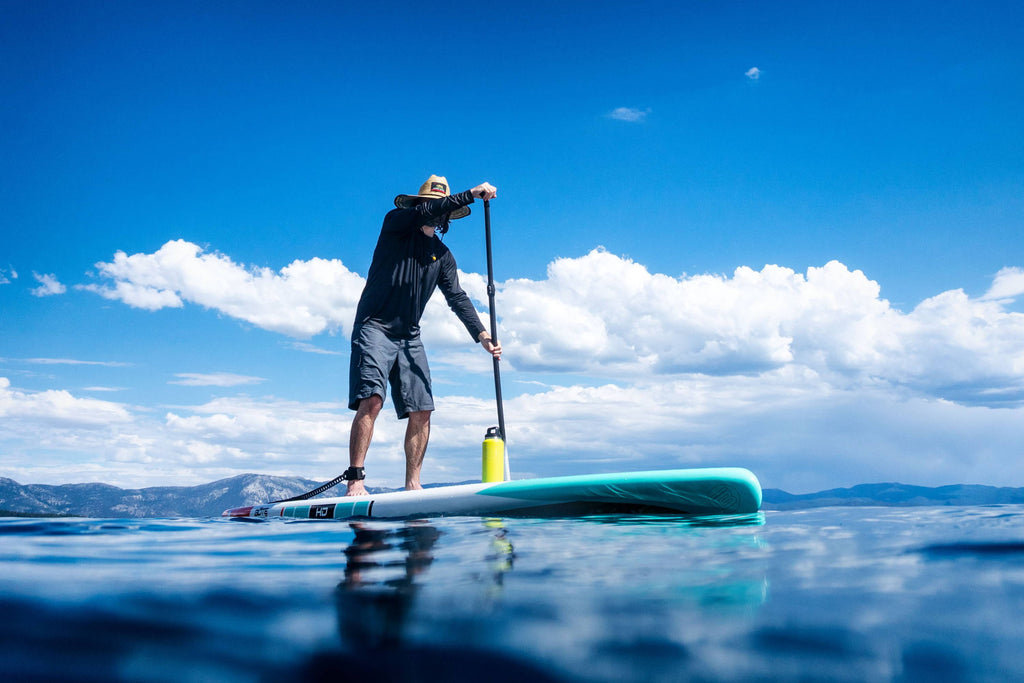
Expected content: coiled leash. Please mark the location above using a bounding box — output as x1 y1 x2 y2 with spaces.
273 467 365 503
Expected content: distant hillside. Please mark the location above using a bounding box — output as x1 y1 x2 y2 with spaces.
762 482 1024 510
4 476 1024 518
0 474 395 518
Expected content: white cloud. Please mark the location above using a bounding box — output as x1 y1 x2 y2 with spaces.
0 377 132 427
164 395 349 447
170 373 267 387
286 341 343 356
491 249 1024 406
482 370 1024 492
31 272 66 297
2 362 1023 493
745 67 761 80
11 358 132 367
0 267 17 284
982 267 1024 301
79 239 365 338
8 243 1024 492
608 107 651 122
0 377 348 487
78 239 493 351
73 242 1024 406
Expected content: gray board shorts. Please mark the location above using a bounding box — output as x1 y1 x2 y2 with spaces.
349 322 434 419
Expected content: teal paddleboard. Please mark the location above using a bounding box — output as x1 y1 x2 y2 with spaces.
223 467 762 520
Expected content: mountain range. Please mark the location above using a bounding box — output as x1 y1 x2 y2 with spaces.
761 482 1024 510
0 474 383 518
2 474 1024 518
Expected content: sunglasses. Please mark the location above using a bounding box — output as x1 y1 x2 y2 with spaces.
430 213 451 234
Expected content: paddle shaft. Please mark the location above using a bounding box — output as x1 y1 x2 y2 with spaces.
483 199 506 442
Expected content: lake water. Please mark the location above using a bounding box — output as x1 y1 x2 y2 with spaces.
2 506 1024 682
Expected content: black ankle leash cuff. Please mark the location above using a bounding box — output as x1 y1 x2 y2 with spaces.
342 466 365 481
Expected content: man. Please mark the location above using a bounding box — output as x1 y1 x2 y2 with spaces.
345 175 501 496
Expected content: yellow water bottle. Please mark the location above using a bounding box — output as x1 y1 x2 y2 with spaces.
482 426 505 483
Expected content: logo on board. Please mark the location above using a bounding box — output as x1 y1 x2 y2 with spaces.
310 504 336 519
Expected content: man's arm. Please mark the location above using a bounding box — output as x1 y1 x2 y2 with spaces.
436 255 501 359
414 190 475 221
436 254 485 339
414 182 496 221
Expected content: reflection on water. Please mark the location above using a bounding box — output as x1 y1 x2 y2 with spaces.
483 518 517 590
2 507 1024 681
337 521 442 647
323 515 767 681
320 519 561 681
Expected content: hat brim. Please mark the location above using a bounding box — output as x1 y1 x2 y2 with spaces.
394 195 471 220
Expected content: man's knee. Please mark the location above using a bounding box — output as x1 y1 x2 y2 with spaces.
407 409 431 426
356 394 384 417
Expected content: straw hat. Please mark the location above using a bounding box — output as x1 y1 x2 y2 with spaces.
394 175 471 220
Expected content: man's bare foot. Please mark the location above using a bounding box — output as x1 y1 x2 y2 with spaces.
405 482 423 491
345 480 368 496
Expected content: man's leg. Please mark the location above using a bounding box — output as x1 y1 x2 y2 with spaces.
347 395 383 496
404 410 431 490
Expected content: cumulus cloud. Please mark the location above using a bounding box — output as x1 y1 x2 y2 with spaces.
0 267 17 284
170 373 267 387
79 239 365 338
609 107 651 122
31 272 66 297
494 249 1024 406
77 241 1024 408
11 242 1023 491
78 239 492 351
745 67 761 80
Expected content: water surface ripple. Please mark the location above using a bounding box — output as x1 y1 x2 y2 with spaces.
2 506 1023 681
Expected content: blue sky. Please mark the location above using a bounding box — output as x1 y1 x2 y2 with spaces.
2 0 1023 493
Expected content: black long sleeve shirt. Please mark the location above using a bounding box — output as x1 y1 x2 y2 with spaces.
353 190 486 341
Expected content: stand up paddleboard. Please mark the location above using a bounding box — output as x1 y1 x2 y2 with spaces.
223 206 762 522
222 467 761 520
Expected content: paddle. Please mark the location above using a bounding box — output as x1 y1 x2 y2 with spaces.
483 199 507 455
